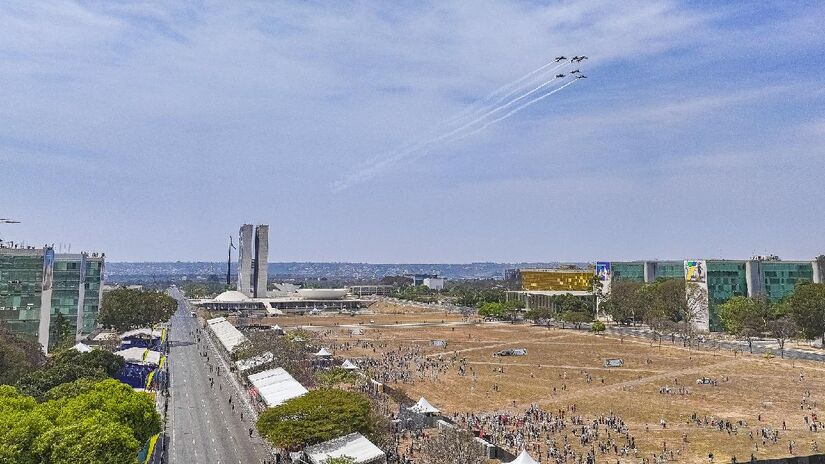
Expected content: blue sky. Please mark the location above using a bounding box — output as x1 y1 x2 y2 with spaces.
1 1 823 262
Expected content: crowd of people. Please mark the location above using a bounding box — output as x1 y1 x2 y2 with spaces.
447 404 639 463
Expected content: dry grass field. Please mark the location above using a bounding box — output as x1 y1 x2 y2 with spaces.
262 303 824 463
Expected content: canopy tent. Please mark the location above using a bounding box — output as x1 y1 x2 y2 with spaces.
314 347 332 357
409 397 440 414
272 324 285 334
71 342 92 353
248 367 308 407
304 432 386 464
506 450 540 464
207 317 249 353
115 347 162 367
341 360 359 370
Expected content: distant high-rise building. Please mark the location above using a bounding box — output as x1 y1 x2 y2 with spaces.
253 225 269 298
237 224 253 297
0 246 104 352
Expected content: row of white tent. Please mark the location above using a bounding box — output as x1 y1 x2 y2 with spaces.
207 317 248 353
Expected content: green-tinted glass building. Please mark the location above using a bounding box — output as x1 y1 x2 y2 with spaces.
0 247 104 351
603 257 823 332
611 262 645 282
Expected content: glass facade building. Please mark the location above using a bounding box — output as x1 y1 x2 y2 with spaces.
0 248 45 341
0 247 104 350
705 261 748 331
611 262 645 282
760 261 814 301
604 258 821 332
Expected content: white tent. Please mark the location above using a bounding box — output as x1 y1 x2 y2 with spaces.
304 432 386 464
315 347 332 357
71 342 92 353
341 360 359 370
409 397 440 414
207 317 248 353
272 324 284 334
114 347 162 367
506 450 540 464
248 367 308 407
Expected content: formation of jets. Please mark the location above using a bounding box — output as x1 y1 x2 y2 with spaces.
552 56 589 79
0 218 20 224
555 71 587 79
555 55 588 63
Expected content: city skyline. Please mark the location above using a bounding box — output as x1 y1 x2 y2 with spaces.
2 1 824 262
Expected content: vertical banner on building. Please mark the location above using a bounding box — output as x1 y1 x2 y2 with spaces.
595 262 611 319
684 260 709 332
38 248 56 352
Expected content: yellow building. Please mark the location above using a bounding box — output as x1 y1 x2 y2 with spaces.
520 269 593 291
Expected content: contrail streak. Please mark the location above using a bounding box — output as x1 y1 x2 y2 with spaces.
332 80 579 192
448 79 580 143
356 61 568 171
447 75 564 135
442 61 569 127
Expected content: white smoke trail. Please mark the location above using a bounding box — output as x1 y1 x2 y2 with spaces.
352 60 569 172
442 61 569 127
445 75 565 136
332 73 583 192
448 79 580 143
332 80 580 192
393 79 581 169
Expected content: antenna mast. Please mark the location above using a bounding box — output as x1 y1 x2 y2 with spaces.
227 236 236 286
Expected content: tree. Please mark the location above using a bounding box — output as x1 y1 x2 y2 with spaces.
559 310 592 329
525 306 554 327
719 296 772 353
601 280 646 324
50 313 74 352
786 282 825 347
242 332 316 386
316 368 358 389
504 299 525 322
16 350 125 400
0 379 160 464
591 320 606 334
417 427 486 464
33 414 140 464
651 279 689 322
0 322 46 385
257 389 376 451
478 302 508 320
767 315 798 359
98 288 176 332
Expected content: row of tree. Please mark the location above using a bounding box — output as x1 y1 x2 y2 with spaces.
524 293 595 328
719 283 825 356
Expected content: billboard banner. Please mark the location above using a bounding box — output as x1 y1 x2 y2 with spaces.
684 260 706 283
596 262 611 282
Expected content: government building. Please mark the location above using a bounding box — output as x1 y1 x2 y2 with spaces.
0 245 104 351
